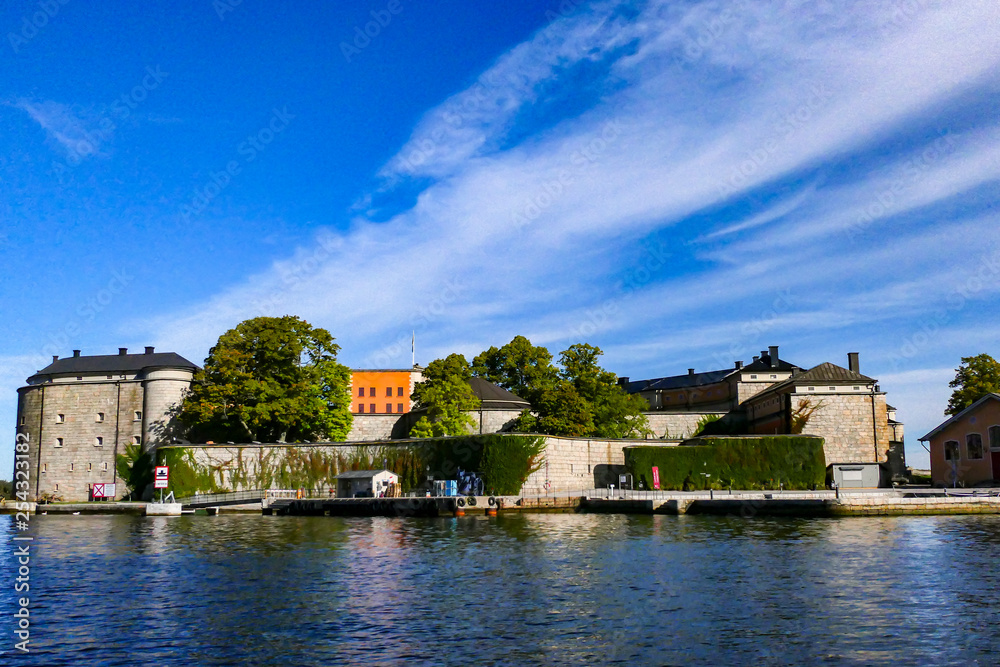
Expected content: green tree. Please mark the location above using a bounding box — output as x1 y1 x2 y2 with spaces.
410 354 481 437
477 337 650 438
947 353 1000 415
178 316 353 443
472 335 560 402
558 344 651 439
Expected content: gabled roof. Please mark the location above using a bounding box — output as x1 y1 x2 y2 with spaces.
750 362 875 399
28 351 198 382
469 377 531 410
919 393 1000 441
739 355 801 373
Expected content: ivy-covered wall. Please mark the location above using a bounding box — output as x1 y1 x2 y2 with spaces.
625 436 826 491
155 434 545 498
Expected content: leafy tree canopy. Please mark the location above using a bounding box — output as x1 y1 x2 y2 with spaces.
178 315 353 443
947 353 1000 415
410 353 481 437
475 337 651 439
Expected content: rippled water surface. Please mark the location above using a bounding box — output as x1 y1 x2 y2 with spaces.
2 512 1000 665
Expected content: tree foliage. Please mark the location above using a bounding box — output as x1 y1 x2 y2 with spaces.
947 353 1000 415
474 337 650 438
178 316 353 443
410 354 481 437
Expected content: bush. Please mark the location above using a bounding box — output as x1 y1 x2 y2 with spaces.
625 436 826 490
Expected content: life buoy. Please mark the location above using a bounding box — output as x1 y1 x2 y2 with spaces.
456 497 466 508
467 496 477 507
488 496 496 507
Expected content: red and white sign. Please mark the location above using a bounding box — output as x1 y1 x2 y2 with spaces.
154 466 170 489
651 466 660 490
92 483 116 499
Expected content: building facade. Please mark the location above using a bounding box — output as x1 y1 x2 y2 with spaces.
921 393 1000 487
15 347 198 502
623 347 905 479
349 368 423 415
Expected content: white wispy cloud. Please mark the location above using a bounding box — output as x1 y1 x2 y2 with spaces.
12 99 110 160
135 0 999 463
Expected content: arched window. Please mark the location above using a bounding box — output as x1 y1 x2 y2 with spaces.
989 425 1000 451
967 433 984 460
944 440 960 461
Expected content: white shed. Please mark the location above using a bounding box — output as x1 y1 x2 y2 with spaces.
334 469 399 498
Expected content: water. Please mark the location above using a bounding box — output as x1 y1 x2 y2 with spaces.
2 512 999 665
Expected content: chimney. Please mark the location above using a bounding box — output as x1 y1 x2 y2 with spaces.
688 368 695 376
617 377 629 387
735 360 743 369
119 348 128 356
52 355 59 362
848 352 860 374
73 350 81 357
753 355 759 362
769 345 779 368
145 346 155 355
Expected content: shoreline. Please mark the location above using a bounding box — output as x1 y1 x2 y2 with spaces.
7 488 1000 518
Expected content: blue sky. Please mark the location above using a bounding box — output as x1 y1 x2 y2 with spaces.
3 0 1000 475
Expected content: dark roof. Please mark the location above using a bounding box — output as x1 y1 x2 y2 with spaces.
752 362 876 398
334 469 396 479
469 377 531 410
29 351 198 381
623 353 801 395
739 354 801 373
920 393 1000 441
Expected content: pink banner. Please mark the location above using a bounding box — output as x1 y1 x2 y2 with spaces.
652 466 660 490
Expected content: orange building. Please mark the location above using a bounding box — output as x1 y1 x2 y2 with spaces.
350 368 423 415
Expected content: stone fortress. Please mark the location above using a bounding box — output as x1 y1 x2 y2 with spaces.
15 347 197 501
14 344 905 501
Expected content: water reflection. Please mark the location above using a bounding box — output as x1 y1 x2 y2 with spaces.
4 513 1000 665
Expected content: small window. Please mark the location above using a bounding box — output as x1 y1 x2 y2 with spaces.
370 403 375 413
944 440 960 461
967 433 984 460
750 374 758 379
42 464 47 473
854 386 860 390
369 387 375 397
69 463 75 472
119 374 125 379
359 404 365 413
397 387 403 396
134 411 142 421
102 462 108 471
134 435 142 445
358 387 365 397
56 414 65 423
55 437 64 448
990 425 1000 451
386 387 392 397
95 437 103 447
19 415 25 425
386 403 393 413
76 376 83 381
397 403 404 413
770 374 777 379
107 375 113 379
808 387 815 391
96 412 105 422
88 463 93 472
829 387 836 391
54 483 58 490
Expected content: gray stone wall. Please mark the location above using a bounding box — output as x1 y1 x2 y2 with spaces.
16 381 145 501
643 412 727 439
792 392 890 464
